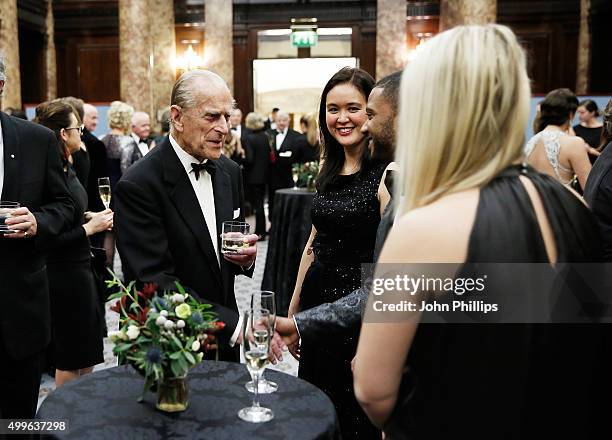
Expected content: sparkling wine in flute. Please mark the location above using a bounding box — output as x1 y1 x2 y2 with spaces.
245 349 268 370
253 329 269 348
99 185 111 209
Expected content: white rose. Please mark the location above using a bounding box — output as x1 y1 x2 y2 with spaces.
164 320 175 330
173 293 185 303
109 331 125 342
191 340 201 351
126 325 140 340
156 316 167 326
160 310 168 317
176 320 185 329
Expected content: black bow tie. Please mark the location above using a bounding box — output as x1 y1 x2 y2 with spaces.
231 127 237 131
191 161 216 180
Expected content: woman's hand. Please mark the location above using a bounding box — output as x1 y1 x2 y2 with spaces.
83 209 114 236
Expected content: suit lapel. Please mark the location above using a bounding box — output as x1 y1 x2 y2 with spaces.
0 113 20 201
162 142 223 287
212 159 233 248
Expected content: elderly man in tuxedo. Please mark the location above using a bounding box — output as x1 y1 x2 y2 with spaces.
0 56 74 418
115 70 263 361
276 71 402 352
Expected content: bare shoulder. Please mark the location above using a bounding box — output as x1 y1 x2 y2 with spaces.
561 134 588 150
380 189 480 264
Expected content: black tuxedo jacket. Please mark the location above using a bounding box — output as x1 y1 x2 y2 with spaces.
267 128 305 189
243 129 270 185
584 142 612 260
83 129 109 211
0 112 74 360
114 137 252 349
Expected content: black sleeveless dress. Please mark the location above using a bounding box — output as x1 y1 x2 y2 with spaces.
385 165 607 440
299 162 387 440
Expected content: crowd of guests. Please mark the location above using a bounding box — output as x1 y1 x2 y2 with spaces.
2 21 612 440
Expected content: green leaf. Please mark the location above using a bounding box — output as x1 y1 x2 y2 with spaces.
175 282 187 296
184 351 195 364
170 359 181 377
170 334 183 349
169 352 182 360
114 344 133 353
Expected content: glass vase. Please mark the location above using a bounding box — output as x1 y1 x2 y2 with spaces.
156 376 189 412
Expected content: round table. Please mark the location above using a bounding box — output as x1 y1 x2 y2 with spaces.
262 188 315 316
37 361 339 440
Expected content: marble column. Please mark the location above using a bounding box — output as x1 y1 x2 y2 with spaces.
0 0 22 109
119 0 153 117
204 0 233 92
576 0 590 94
150 0 176 128
45 0 57 101
376 0 407 80
440 0 497 31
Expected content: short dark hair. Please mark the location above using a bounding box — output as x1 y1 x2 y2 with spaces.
34 100 81 163
317 67 376 192
536 88 578 132
579 99 600 117
373 71 402 114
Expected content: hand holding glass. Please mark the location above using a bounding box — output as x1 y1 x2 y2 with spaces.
0 201 20 235
221 221 250 254
238 309 274 423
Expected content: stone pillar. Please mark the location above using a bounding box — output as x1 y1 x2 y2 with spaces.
45 0 57 101
0 0 22 109
119 0 153 116
376 0 407 80
440 0 497 31
204 0 233 92
150 0 176 129
576 0 590 94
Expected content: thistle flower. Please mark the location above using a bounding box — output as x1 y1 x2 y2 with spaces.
191 312 203 325
146 346 162 364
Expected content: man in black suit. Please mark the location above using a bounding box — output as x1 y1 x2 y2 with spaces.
114 70 260 361
267 110 306 219
82 104 109 212
229 108 250 145
0 57 74 418
275 71 402 352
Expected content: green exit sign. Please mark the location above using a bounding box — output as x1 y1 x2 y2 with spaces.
291 31 318 48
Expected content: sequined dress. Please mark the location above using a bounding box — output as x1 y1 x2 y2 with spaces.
299 162 387 440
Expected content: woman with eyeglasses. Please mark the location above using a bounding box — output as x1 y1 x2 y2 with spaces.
34 101 111 387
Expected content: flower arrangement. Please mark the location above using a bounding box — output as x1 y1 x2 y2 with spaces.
108 276 224 410
292 160 320 191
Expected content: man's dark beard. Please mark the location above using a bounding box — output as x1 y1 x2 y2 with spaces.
371 119 395 162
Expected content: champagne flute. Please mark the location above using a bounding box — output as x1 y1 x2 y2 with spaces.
98 177 111 209
238 310 274 423
246 291 278 394
292 164 300 190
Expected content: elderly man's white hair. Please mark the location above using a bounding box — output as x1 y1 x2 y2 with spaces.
131 111 150 123
171 69 230 109
276 110 290 119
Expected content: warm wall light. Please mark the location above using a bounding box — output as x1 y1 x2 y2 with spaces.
407 32 433 62
176 44 204 71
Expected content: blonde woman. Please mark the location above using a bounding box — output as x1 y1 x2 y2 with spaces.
354 25 602 439
299 112 321 162
102 100 134 190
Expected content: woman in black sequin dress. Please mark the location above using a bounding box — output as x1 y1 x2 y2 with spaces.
288 67 391 440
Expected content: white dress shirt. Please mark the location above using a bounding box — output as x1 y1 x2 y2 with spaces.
169 135 243 346
131 133 149 157
169 134 219 263
231 125 242 139
0 118 4 198
275 129 287 151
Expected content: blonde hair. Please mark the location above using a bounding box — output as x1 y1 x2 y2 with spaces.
245 112 265 130
107 100 134 133
396 24 531 215
302 112 319 147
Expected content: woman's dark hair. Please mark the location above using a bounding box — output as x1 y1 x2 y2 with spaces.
579 99 600 117
316 67 376 192
536 88 579 133
599 98 612 152
34 100 81 163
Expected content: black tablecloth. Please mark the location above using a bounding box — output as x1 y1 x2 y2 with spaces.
262 189 315 315
37 361 339 440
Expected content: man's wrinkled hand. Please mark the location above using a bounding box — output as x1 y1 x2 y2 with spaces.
269 331 286 364
5 207 38 239
222 233 258 267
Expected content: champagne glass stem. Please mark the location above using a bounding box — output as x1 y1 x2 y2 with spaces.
251 370 260 408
